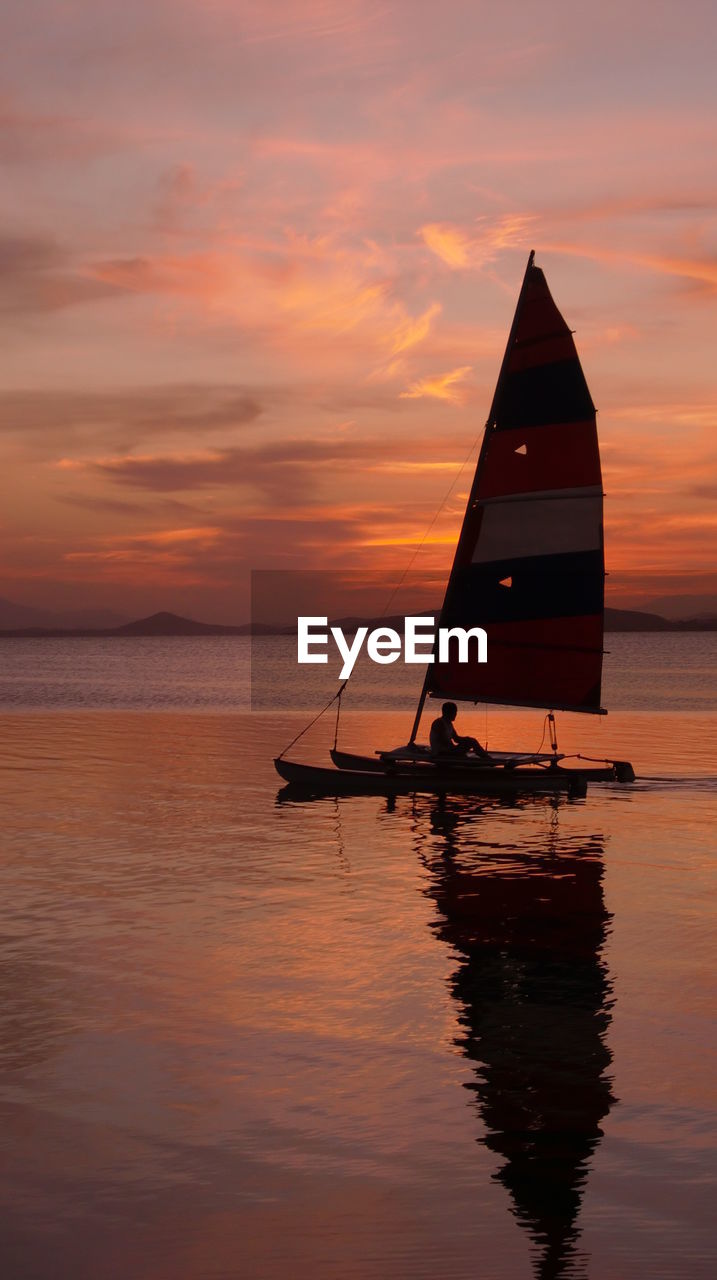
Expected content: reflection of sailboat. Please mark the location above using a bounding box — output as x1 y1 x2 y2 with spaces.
276 253 634 793
420 797 615 1280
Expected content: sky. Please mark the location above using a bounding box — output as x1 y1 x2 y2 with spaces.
1 0 716 623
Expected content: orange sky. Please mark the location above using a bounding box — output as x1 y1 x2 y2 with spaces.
1 0 716 622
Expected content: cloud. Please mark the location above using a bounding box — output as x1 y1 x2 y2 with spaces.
400 366 473 404
51 433 484 517
0 98 134 165
56 492 149 516
0 385 263 449
389 302 441 356
232 0 391 51
56 438 386 502
420 205 717 295
421 216 535 269
541 238 717 295
89 234 443 368
65 525 222 557
0 232 123 314
421 224 472 268
56 491 203 517
58 449 247 493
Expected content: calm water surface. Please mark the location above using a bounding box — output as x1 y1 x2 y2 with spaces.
0 638 715 1278
0 632 716 712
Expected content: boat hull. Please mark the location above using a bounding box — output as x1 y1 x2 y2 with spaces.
329 748 633 784
275 757 588 797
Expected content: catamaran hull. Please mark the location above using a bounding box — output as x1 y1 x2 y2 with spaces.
329 748 634 784
274 757 588 797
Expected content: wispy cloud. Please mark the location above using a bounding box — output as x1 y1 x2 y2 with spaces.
541 238 717 294
54 438 394 503
400 366 473 404
0 232 124 315
389 302 441 356
0 97 142 165
421 216 534 269
0 385 263 450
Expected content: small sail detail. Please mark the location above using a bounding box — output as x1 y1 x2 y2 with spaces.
428 254 606 714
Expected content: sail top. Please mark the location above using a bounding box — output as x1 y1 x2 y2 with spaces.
427 254 606 715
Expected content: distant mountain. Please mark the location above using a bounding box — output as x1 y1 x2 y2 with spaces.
0 596 51 629
673 613 717 631
642 592 717 620
0 610 247 638
603 607 672 632
114 611 243 636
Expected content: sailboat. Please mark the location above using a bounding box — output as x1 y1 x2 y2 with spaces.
275 252 635 796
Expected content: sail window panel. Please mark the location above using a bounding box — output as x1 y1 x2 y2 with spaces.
471 494 603 564
478 422 602 497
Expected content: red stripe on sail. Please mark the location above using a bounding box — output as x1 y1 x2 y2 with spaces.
487 615 603 651
511 270 570 345
478 421 602 498
430 614 604 712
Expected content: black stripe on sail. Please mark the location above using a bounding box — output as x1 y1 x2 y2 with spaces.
440 550 604 625
495 359 595 430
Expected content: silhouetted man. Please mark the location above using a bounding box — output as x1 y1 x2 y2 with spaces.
429 702 490 759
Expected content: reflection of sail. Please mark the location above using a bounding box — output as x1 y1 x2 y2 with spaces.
422 797 615 1280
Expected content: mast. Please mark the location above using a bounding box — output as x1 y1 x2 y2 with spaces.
408 251 536 744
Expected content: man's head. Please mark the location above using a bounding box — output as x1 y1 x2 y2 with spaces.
442 701 458 722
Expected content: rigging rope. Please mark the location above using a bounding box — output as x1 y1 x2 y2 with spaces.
378 432 483 622
279 433 483 757
278 680 348 760
534 712 559 756
333 684 343 751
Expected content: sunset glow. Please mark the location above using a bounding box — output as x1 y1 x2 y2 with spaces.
1 1 716 622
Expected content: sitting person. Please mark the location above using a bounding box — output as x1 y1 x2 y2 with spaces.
429 702 491 760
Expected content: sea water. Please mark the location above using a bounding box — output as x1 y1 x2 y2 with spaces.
0 634 715 1279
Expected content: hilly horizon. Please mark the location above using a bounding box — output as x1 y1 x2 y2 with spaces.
3 585 717 637
1 603 717 637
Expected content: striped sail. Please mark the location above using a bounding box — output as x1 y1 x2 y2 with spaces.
428 254 606 714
